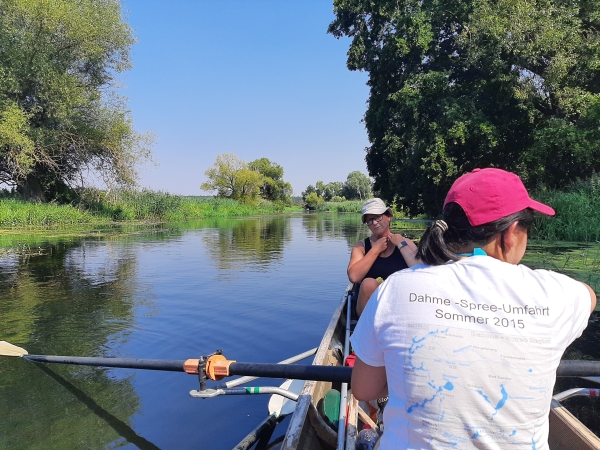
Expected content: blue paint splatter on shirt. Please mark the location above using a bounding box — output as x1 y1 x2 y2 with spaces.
476 384 509 419
454 345 472 353
407 381 454 413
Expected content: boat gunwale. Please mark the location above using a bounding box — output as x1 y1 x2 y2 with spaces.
280 286 351 449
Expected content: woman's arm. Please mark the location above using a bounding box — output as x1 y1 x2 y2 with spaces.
351 356 388 401
347 238 388 283
583 283 597 313
388 233 420 267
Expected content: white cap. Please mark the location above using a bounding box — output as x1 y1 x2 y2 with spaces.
361 198 392 223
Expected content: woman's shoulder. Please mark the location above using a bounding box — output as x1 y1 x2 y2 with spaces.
353 238 368 249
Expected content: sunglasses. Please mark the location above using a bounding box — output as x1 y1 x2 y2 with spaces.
365 214 384 225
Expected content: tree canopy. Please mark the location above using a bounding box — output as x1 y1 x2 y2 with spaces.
248 158 293 203
329 0 600 215
0 0 152 200
302 171 372 203
202 154 292 204
343 171 372 201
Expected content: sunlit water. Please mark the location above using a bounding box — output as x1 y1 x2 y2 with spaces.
0 214 364 449
1 214 600 449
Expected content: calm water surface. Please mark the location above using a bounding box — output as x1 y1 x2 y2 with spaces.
1 214 600 449
0 214 366 449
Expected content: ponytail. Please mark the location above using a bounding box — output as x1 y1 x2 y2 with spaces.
416 203 534 266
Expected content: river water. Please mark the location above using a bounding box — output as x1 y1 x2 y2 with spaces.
1 213 599 449
0 214 363 449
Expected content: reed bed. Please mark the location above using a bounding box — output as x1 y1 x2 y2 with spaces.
79 188 184 220
163 196 294 221
531 176 600 242
0 199 101 226
0 189 301 227
313 200 363 213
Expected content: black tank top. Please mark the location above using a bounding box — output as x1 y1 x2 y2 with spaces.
363 238 409 280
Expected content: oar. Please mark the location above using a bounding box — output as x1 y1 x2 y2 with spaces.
0 341 352 383
3 342 599 381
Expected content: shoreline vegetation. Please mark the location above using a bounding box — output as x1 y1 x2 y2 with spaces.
0 190 303 228
2 175 600 242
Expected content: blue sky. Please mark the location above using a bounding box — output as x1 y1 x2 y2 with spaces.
120 1 370 196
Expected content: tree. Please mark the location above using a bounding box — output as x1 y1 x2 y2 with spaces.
304 192 324 210
329 0 600 215
303 180 345 201
0 0 152 201
343 171 372 200
322 181 344 201
201 153 263 203
248 157 293 204
301 184 317 202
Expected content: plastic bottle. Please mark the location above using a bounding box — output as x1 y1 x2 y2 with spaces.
356 428 380 450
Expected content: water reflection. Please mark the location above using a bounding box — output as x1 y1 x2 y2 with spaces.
202 217 291 272
523 242 600 294
0 238 147 449
0 215 359 449
302 213 365 248
6 216 600 447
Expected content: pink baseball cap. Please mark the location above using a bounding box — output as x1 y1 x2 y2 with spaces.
443 168 555 226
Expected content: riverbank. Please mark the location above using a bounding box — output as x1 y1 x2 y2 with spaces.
3 175 600 243
0 193 303 228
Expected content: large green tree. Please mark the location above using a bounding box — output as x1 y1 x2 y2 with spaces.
329 0 600 215
342 171 372 200
248 157 293 204
0 0 151 200
201 153 263 203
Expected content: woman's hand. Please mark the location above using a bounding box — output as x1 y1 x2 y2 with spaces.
371 236 389 255
388 233 404 248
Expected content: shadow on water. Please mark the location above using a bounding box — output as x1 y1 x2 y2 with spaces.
34 364 160 450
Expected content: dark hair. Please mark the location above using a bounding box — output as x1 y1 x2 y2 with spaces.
416 202 534 265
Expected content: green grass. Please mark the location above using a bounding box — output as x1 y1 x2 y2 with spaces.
531 175 600 242
0 199 104 226
0 189 304 228
162 196 301 221
314 200 363 213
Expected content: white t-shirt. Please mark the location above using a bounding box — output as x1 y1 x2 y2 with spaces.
351 256 592 450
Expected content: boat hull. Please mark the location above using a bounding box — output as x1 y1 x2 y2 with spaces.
281 287 353 450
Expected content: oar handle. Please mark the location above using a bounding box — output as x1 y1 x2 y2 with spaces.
25 355 187 372
557 360 600 377
229 362 352 383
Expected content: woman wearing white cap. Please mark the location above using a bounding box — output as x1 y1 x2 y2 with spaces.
348 198 419 316
351 168 596 450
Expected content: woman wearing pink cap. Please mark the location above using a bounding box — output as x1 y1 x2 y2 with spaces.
348 198 419 316
351 168 596 450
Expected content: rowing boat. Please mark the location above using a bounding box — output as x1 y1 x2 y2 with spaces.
280 284 359 449
3 285 600 449
274 285 600 450
549 390 600 449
